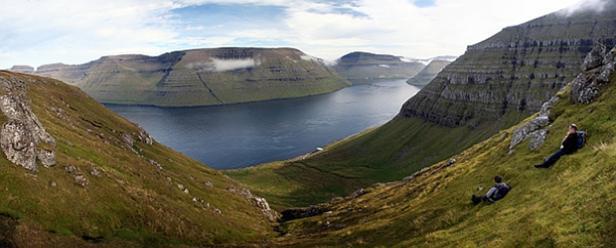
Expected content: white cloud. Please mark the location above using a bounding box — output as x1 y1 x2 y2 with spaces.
0 0 598 69
559 0 608 15
280 0 585 61
209 58 260 71
185 58 260 71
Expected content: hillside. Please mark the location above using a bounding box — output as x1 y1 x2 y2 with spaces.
0 71 275 247
29 47 349 107
275 44 616 247
227 4 616 209
333 52 425 83
406 59 453 86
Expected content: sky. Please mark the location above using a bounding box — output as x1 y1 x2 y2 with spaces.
0 0 603 68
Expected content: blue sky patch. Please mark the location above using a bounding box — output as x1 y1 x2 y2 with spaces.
171 3 287 31
414 0 436 8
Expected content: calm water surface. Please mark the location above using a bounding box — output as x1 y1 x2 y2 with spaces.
107 80 420 169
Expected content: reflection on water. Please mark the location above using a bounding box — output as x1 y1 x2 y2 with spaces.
107 80 420 169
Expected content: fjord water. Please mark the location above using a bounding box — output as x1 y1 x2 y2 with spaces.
107 79 420 169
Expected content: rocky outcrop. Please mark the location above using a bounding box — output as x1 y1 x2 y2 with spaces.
227 186 279 222
510 43 616 152
571 45 616 104
31 48 349 107
333 52 425 83
509 96 558 152
400 3 616 128
280 204 330 222
0 76 56 171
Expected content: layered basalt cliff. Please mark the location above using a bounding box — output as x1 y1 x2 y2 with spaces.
31 48 349 107
333 52 425 83
400 4 616 128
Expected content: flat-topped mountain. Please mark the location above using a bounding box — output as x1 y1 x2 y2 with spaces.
333 52 426 83
27 47 349 107
0 71 275 246
406 58 454 86
8 65 34 73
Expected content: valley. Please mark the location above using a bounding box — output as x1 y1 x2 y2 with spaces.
0 0 614 247
229 1 616 210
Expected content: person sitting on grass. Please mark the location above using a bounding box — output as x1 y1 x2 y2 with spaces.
471 176 511 205
534 124 583 169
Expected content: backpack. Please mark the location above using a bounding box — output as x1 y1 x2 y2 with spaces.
576 131 587 149
493 183 511 200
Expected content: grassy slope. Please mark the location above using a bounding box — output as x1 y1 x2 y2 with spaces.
227 110 525 209
276 75 616 247
0 71 274 247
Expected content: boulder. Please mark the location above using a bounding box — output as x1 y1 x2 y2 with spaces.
528 129 549 151
89 166 102 177
121 133 134 147
227 186 280 221
137 127 154 145
581 44 607 71
74 175 88 187
571 44 616 104
0 120 37 171
253 197 277 222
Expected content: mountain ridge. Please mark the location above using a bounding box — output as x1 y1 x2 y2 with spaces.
19 47 349 107
406 59 453 86
333 51 426 83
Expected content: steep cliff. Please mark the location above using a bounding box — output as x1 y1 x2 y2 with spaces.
406 59 453 86
0 71 275 246
333 52 425 83
401 3 616 127
229 4 616 209
275 44 616 247
33 48 349 107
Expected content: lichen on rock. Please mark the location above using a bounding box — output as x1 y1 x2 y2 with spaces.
571 45 616 104
0 76 56 171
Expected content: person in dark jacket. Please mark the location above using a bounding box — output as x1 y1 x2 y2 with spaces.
472 176 511 205
535 124 580 168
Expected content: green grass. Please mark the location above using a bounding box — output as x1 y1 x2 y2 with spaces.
0 71 275 247
274 75 616 247
227 106 526 209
